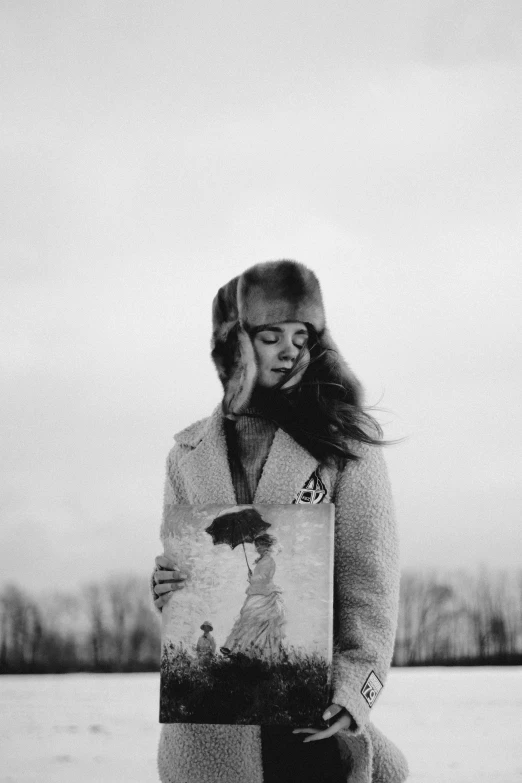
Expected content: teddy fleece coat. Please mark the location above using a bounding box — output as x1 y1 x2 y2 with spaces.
155 405 408 783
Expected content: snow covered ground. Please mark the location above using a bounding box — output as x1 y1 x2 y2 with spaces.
1 668 521 782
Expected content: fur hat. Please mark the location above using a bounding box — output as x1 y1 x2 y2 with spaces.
211 259 362 417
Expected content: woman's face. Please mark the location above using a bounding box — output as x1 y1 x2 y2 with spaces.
252 321 309 389
255 541 270 555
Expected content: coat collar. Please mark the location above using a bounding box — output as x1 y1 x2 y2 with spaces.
176 406 236 504
175 405 320 505
174 410 217 448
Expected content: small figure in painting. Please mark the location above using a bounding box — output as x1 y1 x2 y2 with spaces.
221 533 286 659
196 621 216 662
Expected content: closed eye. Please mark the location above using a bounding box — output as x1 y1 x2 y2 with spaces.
256 327 309 348
260 338 307 348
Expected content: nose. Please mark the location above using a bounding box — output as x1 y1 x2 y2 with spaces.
278 336 299 362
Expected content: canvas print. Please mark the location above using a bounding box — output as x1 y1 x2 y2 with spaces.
159 503 335 725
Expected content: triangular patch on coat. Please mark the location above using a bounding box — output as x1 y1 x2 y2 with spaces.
293 469 327 504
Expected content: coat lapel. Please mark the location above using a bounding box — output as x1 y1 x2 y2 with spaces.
177 406 324 505
178 408 237 504
253 428 319 504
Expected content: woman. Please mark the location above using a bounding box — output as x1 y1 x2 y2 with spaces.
221 533 286 659
153 260 408 783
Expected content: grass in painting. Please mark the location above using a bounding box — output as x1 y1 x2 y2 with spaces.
160 641 330 725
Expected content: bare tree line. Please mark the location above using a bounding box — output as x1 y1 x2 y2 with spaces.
1 569 521 673
0 575 160 673
393 568 522 665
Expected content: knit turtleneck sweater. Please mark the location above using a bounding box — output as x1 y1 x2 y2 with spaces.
224 406 278 504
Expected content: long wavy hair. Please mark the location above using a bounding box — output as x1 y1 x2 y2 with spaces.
246 325 386 467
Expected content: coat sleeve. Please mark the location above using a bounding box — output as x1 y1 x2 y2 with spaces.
150 444 188 615
331 441 400 734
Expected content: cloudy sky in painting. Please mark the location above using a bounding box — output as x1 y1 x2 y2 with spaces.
2 0 521 590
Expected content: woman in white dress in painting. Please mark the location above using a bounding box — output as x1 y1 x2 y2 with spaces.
221 534 286 659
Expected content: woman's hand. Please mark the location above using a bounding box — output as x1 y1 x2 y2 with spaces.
153 555 187 609
293 704 354 743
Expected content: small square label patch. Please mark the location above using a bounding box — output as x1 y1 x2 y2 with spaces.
361 671 383 707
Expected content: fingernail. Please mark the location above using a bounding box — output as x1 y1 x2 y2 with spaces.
323 711 331 720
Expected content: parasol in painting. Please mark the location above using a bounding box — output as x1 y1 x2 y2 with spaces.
205 506 271 575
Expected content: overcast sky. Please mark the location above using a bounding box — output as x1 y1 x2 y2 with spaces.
2 0 521 592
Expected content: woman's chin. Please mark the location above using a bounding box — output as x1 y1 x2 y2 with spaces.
281 373 304 390
254 374 301 391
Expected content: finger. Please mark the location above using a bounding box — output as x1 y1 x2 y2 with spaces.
155 555 177 569
153 581 185 596
154 583 185 605
302 726 338 743
154 581 186 596
153 570 187 584
322 704 343 722
294 712 352 742
153 583 171 596
305 714 353 742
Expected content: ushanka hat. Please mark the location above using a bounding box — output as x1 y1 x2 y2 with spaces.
211 259 362 417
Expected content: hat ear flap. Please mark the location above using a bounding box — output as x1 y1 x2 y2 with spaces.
320 328 363 407
222 327 258 418
211 277 240 386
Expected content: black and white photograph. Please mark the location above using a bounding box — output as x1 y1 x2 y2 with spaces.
1 2 521 782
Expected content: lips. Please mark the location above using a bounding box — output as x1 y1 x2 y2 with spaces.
272 368 291 374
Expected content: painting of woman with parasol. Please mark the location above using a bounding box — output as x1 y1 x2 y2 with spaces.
205 508 286 659
159 502 334 727
221 533 286 659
